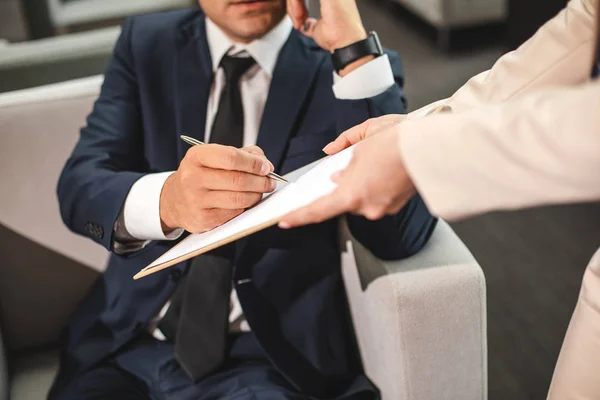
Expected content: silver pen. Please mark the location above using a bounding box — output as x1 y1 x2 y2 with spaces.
180 135 289 183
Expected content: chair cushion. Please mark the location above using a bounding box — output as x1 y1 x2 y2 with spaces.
0 328 8 400
52 0 193 27
10 349 59 400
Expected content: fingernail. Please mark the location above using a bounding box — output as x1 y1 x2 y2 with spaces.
269 180 277 191
279 221 291 229
269 161 275 172
322 143 333 152
261 162 271 175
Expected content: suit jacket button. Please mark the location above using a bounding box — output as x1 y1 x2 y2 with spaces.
95 225 104 239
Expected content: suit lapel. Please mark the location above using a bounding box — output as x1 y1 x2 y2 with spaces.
172 22 326 264
237 32 326 264
174 15 213 161
256 31 327 171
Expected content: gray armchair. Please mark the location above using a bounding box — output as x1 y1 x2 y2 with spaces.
21 0 194 38
45 0 194 30
0 77 487 400
0 26 119 93
0 331 6 400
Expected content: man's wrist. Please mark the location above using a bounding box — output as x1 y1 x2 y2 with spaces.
159 173 179 233
328 28 367 54
331 29 370 77
331 31 383 77
337 55 375 77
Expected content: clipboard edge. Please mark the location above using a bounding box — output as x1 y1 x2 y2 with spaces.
133 216 281 280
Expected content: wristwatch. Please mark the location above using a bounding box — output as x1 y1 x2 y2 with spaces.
331 31 383 73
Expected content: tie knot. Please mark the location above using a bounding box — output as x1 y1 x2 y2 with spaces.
220 55 256 82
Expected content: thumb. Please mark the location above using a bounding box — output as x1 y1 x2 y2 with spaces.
330 170 343 183
242 146 274 171
287 0 309 29
299 17 319 39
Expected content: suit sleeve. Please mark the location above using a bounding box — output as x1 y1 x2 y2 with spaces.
57 18 146 251
335 51 438 260
400 79 600 222
409 0 597 117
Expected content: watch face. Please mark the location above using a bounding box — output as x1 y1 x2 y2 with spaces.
370 31 383 54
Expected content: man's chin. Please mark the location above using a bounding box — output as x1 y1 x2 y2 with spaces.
230 0 279 13
228 15 283 41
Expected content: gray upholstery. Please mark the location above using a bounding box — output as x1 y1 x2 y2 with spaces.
0 328 7 400
10 351 59 400
390 0 506 28
341 219 487 399
0 77 487 400
46 0 194 28
0 27 119 93
0 0 28 42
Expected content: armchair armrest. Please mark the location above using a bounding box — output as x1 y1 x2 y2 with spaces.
0 27 118 92
0 327 7 400
340 218 487 400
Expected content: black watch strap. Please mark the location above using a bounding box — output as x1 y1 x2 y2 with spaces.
331 31 383 72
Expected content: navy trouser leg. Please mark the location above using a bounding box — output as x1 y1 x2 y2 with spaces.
52 362 150 400
53 333 376 400
115 333 308 400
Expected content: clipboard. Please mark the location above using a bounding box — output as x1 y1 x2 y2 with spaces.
134 104 452 280
133 145 356 279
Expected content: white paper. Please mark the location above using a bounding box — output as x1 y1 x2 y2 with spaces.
142 145 355 271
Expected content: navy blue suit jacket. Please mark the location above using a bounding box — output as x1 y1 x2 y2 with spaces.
53 10 436 399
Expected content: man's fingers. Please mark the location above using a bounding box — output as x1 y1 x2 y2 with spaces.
202 191 263 209
299 17 318 39
286 0 309 29
241 145 265 156
188 144 272 175
188 208 244 233
279 188 353 229
242 146 275 171
199 168 276 193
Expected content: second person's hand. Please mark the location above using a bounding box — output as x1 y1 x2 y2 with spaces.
322 114 406 155
279 125 416 228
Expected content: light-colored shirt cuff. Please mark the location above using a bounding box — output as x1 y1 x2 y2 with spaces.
332 54 395 100
123 171 184 241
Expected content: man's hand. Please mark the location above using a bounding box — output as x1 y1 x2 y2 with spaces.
279 125 416 228
322 114 406 155
160 145 276 234
286 0 369 76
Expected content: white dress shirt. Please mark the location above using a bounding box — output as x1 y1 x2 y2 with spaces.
115 16 396 337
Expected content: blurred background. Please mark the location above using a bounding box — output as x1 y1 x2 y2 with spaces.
1 0 599 399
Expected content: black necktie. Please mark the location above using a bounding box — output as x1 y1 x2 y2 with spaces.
210 55 256 146
159 55 256 381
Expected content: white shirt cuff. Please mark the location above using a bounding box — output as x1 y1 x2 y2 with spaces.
332 54 395 100
123 171 184 241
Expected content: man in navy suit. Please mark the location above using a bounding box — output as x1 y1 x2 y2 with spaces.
52 0 436 399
